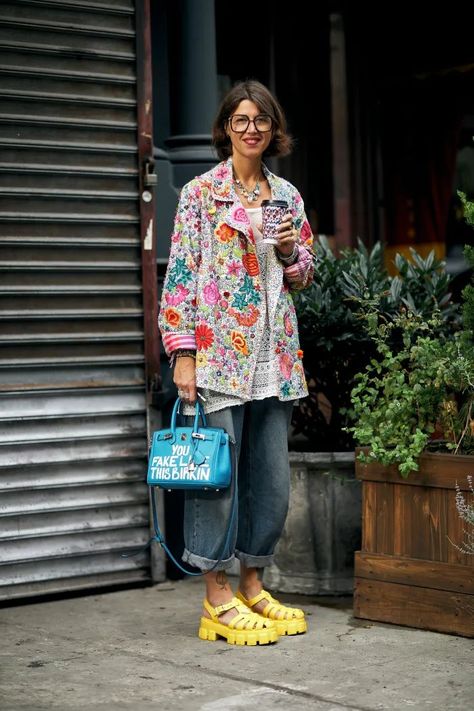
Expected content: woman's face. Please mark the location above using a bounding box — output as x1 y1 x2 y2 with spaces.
226 99 273 160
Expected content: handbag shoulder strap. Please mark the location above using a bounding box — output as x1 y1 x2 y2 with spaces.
124 398 233 574
149 461 238 577
123 440 237 576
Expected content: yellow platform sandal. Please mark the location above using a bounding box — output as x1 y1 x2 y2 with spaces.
236 589 307 636
198 597 278 646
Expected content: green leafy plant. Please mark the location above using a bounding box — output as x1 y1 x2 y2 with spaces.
291 238 458 453
291 237 384 451
447 195 474 553
461 243 474 336
457 193 474 335
343 247 457 327
346 306 474 476
346 244 474 476
459 190 474 227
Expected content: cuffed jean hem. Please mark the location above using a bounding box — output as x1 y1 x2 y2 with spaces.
182 548 236 572
235 550 274 568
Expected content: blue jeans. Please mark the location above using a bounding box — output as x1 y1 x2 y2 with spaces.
182 397 293 572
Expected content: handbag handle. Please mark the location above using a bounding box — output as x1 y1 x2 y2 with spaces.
170 397 207 435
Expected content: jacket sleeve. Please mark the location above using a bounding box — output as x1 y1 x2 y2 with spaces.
158 180 202 356
283 191 315 291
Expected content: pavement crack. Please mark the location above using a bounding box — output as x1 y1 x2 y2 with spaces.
336 626 359 641
156 657 372 711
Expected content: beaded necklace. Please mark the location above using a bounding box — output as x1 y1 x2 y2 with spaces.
233 174 261 203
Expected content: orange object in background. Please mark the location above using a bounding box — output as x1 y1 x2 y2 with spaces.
384 242 446 275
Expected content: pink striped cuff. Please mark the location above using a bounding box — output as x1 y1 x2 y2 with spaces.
162 333 197 356
284 245 314 286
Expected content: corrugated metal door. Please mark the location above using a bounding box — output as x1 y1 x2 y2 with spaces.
0 0 154 599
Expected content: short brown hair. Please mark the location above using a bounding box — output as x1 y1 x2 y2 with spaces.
212 80 293 161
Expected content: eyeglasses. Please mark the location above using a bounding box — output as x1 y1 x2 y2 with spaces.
228 114 273 133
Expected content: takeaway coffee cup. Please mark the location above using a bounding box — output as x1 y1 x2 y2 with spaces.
261 200 288 245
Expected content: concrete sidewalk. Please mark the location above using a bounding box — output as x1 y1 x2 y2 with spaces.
0 576 472 711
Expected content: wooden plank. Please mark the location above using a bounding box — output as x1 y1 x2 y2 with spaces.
393 482 402 556
354 577 474 637
362 481 376 552
375 482 394 555
355 449 474 490
393 483 415 557
355 552 474 595
421 453 474 485
410 486 433 560
429 486 449 561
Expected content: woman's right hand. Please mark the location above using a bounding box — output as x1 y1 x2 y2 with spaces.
173 356 197 404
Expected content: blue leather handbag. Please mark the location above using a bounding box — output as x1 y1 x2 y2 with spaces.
144 397 237 576
147 397 232 490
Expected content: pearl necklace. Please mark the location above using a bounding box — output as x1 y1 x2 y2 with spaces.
234 175 261 203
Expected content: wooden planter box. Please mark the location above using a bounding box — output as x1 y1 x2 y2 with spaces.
354 451 474 637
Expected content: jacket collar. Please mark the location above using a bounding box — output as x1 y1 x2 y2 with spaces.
210 156 286 201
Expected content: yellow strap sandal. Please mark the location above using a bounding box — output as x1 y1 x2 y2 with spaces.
198 596 278 646
236 589 308 636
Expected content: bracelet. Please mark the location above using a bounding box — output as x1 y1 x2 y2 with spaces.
173 349 196 360
170 349 196 366
278 244 299 265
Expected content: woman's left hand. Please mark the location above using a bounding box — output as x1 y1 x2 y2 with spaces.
276 212 297 257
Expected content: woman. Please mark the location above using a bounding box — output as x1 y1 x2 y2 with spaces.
158 80 314 645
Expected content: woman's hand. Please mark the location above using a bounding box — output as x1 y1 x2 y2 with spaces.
173 356 197 404
276 212 297 257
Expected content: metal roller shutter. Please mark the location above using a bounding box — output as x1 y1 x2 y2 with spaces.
0 0 152 600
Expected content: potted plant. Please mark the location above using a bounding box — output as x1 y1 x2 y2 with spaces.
264 238 459 596
347 245 474 637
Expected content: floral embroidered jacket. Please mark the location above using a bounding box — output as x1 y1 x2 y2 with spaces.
158 157 315 401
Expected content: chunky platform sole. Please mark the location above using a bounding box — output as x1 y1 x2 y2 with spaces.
198 617 278 646
274 618 307 636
